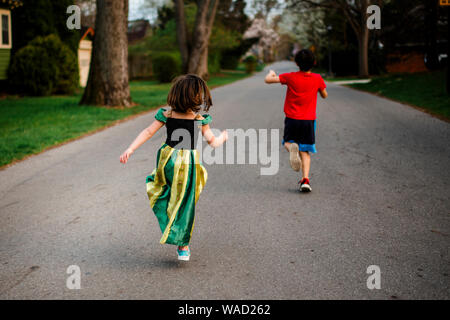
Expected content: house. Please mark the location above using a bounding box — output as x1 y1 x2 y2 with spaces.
0 6 12 80
127 19 151 44
386 41 448 73
78 27 94 87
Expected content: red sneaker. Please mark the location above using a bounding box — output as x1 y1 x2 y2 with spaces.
299 178 312 192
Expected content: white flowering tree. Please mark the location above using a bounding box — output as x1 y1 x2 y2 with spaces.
243 18 280 62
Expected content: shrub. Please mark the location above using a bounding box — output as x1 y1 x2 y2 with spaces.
208 51 221 75
152 52 181 83
220 38 259 70
128 52 153 80
243 55 257 74
8 34 79 96
8 45 58 96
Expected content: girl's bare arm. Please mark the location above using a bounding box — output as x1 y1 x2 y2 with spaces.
119 120 164 164
201 124 228 148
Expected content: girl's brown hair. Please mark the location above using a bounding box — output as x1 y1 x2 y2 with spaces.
167 74 212 113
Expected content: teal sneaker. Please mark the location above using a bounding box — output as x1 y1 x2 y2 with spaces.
177 247 190 261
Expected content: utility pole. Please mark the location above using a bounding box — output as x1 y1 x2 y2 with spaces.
447 4 450 94
327 25 333 78
441 0 450 94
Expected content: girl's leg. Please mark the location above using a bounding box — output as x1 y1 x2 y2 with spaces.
299 151 311 179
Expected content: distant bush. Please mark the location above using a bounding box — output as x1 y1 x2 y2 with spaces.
243 55 257 74
129 52 153 80
8 34 79 96
8 45 58 96
208 51 222 75
152 52 181 83
220 38 259 70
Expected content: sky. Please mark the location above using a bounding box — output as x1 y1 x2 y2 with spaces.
128 0 284 23
129 0 147 21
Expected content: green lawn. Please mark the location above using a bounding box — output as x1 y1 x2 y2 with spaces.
0 71 249 167
348 70 450 120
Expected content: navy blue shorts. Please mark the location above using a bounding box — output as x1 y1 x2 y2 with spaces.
282 117 317 153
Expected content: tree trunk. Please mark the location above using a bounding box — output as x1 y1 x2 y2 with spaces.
447 7 450 95
357 0 370 78
80 0 132 107
425 0 440 70
174 0 189 73
186 0 219 79
197 46 209 80
358 28 370 78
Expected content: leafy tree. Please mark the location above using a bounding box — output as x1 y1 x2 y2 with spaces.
174 0 219 79
289 0 383 77
11 0 79 54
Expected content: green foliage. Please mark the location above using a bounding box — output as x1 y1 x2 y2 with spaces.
8 45 58 96
350 71 450 119
128 19 178 55
216 0 250 36
152 52 181 83
11 0 79 53
8 34 79 96
243 55 257 63
243 55 257 74
155 4 175 30
209 24 240 51
208 51 222 74
129 0 250 75
220 37 259 70
148 19 178 52
29 35 79 93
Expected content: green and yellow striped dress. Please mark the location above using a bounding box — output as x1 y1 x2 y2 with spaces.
146 108 210 246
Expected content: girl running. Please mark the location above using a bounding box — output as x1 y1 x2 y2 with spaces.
119 74 228 261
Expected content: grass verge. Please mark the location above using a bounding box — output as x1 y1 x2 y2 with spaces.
348 70 450 120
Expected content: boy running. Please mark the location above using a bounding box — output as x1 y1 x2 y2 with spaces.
265 49 328 192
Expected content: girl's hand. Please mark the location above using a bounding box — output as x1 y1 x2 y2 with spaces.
222 130 229 142
210 130 228 148
119 148 134 164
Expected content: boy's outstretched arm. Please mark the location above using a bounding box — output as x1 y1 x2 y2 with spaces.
319 88 328 99
119 120 164 164
265 70 280 84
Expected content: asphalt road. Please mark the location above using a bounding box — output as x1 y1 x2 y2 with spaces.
0 61 449 299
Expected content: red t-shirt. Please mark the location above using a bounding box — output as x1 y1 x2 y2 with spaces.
279 71 326 120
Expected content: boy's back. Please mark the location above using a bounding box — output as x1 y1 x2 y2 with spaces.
279 71 326 120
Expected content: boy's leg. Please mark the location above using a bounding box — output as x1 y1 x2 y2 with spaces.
284 142 291 152
299 151 311 179
285 142 301 171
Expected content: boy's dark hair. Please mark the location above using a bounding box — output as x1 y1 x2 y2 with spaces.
294 49 316 71
167 74 212 113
